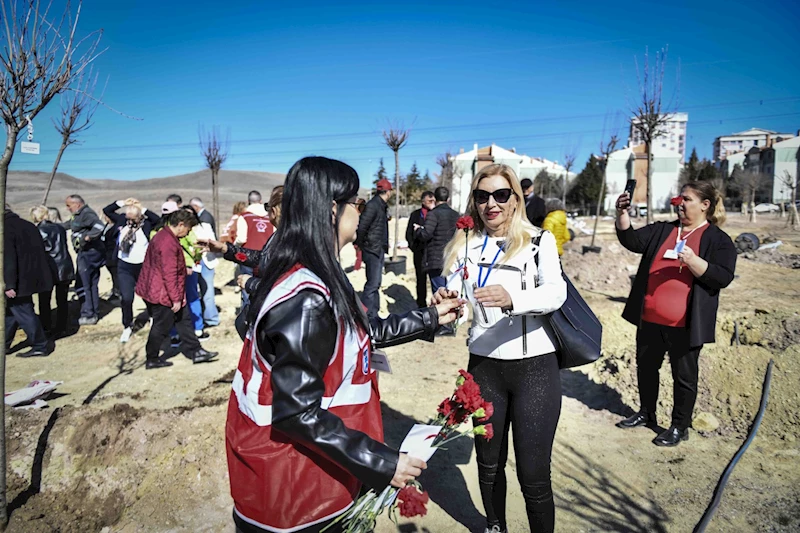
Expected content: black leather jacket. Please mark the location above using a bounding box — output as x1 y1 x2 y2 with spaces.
38 221 75 283
254 290 439 491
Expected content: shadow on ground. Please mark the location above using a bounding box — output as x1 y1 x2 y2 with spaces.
560 369 635 418
381 402 485 532
385 284 418 315
554 444 670 532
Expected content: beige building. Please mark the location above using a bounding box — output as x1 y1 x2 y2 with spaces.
713 128 795 162
629 112 688 163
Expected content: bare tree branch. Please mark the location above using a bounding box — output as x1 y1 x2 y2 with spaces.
199 125 230 236
382 120 410 259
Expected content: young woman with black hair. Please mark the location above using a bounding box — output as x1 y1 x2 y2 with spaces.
225 157 464 533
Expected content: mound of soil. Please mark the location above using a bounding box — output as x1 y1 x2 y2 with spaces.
742 248 800 269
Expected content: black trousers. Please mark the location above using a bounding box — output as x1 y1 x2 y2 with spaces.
118 261 143 328
412 251 427 307
636 321 701 430
6 296 49 352
145 302 201 361
469 353 561 533
38 281 70 333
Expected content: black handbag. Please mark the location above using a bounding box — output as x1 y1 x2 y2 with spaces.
534 234 602 369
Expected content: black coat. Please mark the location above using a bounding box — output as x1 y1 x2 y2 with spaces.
525 193 547 227
197 208 216 238
355 195 388 256
618 220 737 348
416 203 459 272
5 211 54 297
405 208 427 254
37 221 75 283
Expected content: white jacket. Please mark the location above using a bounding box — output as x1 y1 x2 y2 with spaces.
445 228 566 360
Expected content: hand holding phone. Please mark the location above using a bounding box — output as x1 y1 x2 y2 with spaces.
624 179 636 199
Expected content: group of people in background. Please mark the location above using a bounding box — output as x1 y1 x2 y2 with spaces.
4 154 738 533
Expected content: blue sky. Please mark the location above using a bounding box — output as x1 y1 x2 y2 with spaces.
9 0 800 188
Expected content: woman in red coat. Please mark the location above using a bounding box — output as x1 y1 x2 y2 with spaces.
135 208 218 369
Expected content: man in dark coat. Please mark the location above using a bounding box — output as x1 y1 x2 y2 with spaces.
521 178 546 227
355 178 392 319
406 191 435 307
5 207 54 356
416 186 459 293
63 195 106 325
189 197 220 329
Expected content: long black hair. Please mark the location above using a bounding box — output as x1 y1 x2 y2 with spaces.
248 156 367 331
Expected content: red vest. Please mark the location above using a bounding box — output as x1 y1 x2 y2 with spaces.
226 266 384 532
241 211 274 251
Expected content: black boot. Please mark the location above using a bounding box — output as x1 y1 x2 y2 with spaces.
616 411 656 429
653 426 689 447
192 348 219 364
146 357 174 370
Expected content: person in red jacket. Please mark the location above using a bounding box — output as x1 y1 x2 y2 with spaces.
136 208 219 369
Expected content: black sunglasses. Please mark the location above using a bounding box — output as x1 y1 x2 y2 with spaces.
473 188 514 205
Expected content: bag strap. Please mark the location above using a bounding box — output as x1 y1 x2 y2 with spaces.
532 231 544 268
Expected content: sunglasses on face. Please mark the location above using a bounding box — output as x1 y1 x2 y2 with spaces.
473 188 514 205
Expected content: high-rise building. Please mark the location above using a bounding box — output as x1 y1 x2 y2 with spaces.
712 128 796 162
629 112 688 163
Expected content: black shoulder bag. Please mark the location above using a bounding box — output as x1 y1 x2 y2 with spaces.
533 233 602 369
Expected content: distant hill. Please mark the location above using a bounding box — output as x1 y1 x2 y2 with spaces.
7 169 286 222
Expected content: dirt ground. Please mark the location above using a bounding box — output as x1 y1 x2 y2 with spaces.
5 212 800 532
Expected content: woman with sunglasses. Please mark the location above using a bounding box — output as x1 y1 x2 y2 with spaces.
439 164 566 533
226 157 464 533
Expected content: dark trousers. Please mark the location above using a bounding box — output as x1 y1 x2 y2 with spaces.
361 250 383 319
118 261 143 328
107 262 120 297
38 281 70 333
412 252 427 307
428 268 446 294
469 353 561 533
145 302 202 361
240 265 254 309
6 296 49 352
77 248 104 318
636 321 702 430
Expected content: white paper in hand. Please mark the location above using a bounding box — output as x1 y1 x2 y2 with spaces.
370 350 392 373
399 424 442 462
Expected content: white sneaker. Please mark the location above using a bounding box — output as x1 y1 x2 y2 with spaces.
120 327 132 344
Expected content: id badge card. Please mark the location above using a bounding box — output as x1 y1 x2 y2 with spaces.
370 350 392 374
664 239 685 260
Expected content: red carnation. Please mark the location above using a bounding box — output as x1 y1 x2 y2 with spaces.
454 378 484 413
670 196 682 207
458 369 474 382
235 252 248 262
476 400 494 423
462 265 469 280
482 423 494 440
397 485 429 518
456 215 475 231
437 398 453 418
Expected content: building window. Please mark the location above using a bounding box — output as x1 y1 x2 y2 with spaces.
754 140 759 146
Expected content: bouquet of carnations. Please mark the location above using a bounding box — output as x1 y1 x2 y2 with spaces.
323 369 493 533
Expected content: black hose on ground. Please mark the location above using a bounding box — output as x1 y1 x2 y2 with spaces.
693 359 774 533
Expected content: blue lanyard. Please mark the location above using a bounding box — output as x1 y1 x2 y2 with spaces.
477 235 503 288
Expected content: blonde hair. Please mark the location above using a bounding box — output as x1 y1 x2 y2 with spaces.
47 207 63 222
30 205 50 223
125 204 143 220
233 201 247 215
443 164 537 270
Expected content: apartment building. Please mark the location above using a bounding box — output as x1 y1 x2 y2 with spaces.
629 112 688 163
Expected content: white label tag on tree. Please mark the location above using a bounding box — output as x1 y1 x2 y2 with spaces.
370 350 392 373
20 142 40 154
399 424 442 461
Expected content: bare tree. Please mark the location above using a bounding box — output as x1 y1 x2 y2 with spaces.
0 1 102 525
629 46 678 224
41 69 102 204
732 167 770 223
780 171 799 229
435 151 454 190
561 153 576 208
382 122 410 260
589 134 619 249
199 126 230 236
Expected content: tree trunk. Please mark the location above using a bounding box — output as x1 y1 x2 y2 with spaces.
42 139 69 205
562 172 567 209
590 163 608 248
392 150 400 259
788 184 799 229
646 143 654 225
749 189 757 223
0 127 20 528
211 168 220 236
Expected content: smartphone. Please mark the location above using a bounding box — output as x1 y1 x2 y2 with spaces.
624 179 636 198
